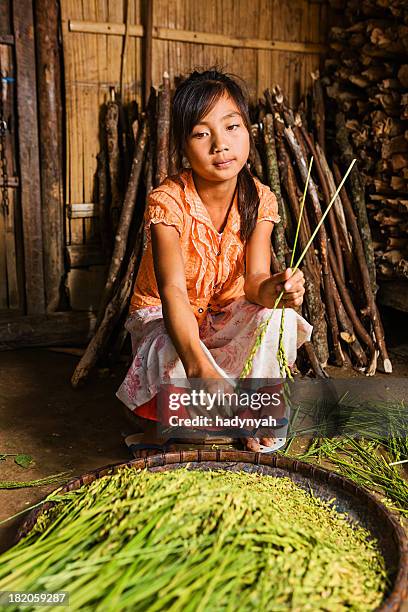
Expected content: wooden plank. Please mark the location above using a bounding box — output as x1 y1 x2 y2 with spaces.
4 188 19 308
12 0 45 314
68 19 327 53
1 44 18 184
1 34 25 313
0 203 7 309
35 0 65 313
0 310 98 350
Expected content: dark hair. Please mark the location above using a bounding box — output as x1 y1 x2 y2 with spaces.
171 68 259 243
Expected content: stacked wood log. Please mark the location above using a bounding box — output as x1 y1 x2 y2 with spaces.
71 73 392 387
261 86 390 376
324 0 408 283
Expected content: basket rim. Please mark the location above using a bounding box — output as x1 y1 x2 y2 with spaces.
16 450 408 612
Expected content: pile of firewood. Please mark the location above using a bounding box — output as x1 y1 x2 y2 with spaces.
324 0 408 281
71 73 392 388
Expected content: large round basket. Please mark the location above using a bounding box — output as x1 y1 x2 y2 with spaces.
17 450 408 611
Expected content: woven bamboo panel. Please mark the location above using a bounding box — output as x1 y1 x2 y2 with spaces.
60 0 142 248
153 0 326 102
61 0 327 251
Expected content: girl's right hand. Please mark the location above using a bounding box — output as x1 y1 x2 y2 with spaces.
188 362 237 414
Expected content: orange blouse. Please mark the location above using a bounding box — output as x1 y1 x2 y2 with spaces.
129 169 281 325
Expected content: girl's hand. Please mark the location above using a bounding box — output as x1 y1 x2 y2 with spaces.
188 363 237 416
190 363 235 396
261 268 305 308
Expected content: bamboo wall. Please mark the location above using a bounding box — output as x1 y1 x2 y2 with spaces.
60 0 328 309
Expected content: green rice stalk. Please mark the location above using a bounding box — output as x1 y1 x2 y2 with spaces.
278 156 312 377
0 468 388 611
0 472 71 490
296 436 408 516
239 158 356 380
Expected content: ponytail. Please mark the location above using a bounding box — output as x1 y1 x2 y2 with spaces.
237 163 259 243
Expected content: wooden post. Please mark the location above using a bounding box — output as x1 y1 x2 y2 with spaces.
12 0 45 314
142 0 153 110
34 0 65 313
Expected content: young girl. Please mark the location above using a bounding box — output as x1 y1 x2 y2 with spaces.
116 68 313 453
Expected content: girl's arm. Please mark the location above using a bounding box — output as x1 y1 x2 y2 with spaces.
151 223 217 378
244 221 305 308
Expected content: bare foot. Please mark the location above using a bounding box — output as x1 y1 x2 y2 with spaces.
260 437 276 447
241 437 276 452
244 437 261 452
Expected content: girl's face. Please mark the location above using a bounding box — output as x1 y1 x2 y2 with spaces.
183 94 250 183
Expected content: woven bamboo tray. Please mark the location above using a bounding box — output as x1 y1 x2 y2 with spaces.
17 450 408 611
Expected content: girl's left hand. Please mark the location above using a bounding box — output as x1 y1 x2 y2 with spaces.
262 268 305 308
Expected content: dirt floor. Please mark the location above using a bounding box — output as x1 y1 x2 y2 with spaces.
0 304 407 560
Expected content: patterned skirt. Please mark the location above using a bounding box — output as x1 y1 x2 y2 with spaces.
116 296 313 421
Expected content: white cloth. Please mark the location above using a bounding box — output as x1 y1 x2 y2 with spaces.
116 297 313 412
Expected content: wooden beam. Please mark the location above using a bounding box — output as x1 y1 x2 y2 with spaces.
35 0 65 313
68 20 327 55
13 0 45 314
0 311 97 350
154 28 327 54
69 20 143 37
